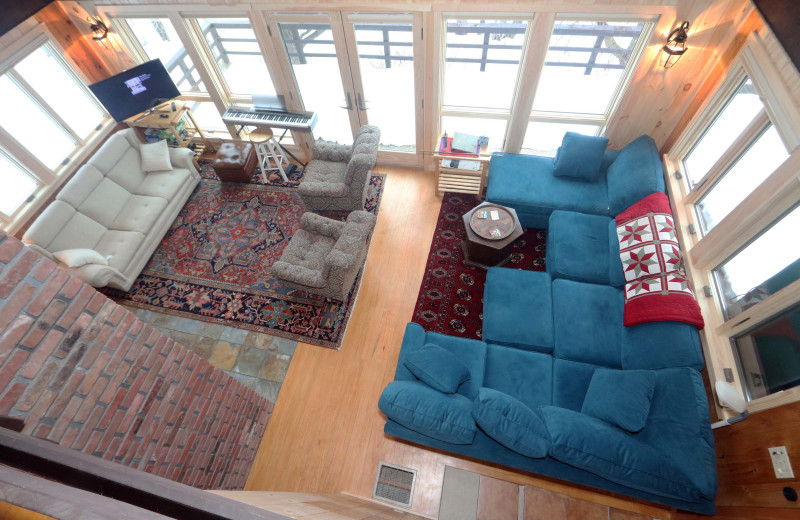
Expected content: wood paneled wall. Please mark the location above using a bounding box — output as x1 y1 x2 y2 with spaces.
673 401 800 519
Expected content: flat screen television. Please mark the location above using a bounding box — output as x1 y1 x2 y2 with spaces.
89 59 181 122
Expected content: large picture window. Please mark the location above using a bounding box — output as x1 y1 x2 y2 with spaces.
522 18 650 155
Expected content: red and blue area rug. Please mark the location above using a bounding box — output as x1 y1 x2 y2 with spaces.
412 193 546 340
103 165 385 350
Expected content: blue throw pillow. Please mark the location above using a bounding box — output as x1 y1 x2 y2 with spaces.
581 368 656 433
472 388 551 458
552 132 609 182
378 381 477 444
404 343 470 393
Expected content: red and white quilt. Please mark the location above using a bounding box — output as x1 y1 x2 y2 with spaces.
615 193 704 329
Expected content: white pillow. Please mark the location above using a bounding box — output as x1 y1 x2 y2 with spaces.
53 248 109 268
140 140 173 173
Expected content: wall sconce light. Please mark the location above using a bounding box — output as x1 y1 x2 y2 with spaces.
661 21 690 69
87 16 109 44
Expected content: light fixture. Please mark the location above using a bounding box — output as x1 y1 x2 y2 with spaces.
87 16 109 44
661 21 690 69
711 380 749 429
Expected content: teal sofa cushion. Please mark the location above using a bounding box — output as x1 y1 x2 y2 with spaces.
404 343 470 393
622 321 705 371
552 358 597 411
378 381 477 444
606 135 665 217
486 153 609 228
541 406 703 502
553 132 609 182
484 344 553 410
394 323 487 399
582 368 655 432
552 279 623 367
484 268 553 352
472 388 551 458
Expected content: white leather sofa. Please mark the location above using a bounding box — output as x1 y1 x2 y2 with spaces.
23 129 200 291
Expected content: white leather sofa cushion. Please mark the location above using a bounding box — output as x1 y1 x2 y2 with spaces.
87 132 136 173
95 230 146 272
23 200 76 253
77 178 130 227
106 147 148 192
111 195 168 234
57 165 104 208
136 168 193 200
48 212 106 253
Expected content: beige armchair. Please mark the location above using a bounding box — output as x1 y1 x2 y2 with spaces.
272 211 377 301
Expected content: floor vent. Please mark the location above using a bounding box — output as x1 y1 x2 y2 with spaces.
373 461 416 508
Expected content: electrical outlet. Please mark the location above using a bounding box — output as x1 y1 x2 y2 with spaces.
769 446 795 479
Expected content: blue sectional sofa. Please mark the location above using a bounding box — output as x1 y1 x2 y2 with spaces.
486 135 664 229
379 134 717 514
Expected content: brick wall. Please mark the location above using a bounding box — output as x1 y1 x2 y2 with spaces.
0 229 272 489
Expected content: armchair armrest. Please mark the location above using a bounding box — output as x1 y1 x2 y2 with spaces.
346 210 377 228
298 181 349 199
300 213 345 238
272 261 326 288
312 140 352 162
168 147 198 174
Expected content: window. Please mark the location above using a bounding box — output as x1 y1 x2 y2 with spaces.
441 19 529 152
121 18 207 93
663 37 800 411
194 18 277 98
0 38 108 227
0 44 104 169
522 19 649 156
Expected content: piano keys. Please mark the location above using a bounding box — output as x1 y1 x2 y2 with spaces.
222 106 317 131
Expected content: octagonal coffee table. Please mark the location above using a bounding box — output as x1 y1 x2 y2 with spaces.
461 202 524 269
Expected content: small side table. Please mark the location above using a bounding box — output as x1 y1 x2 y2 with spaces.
432 134 491 198
461 202 523 269
212 141 257 183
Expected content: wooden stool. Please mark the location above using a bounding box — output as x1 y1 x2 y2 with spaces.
249 127 290 182
212 141 257 183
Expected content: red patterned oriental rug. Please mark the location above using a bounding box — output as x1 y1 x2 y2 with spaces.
412 193 547 340
103 164 385 350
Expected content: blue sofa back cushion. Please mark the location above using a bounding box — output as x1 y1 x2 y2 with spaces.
581 368 656 433
404 343 471 393
541 406 703 502
378 381 478 444
606 135 665 216
472 388 551 458
553 132 609 182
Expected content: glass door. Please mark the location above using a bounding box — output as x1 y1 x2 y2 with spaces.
271 13 359 145
341 13 422 166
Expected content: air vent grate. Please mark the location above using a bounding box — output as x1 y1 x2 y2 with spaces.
373 461 416 508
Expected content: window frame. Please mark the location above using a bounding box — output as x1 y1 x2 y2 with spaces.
0 27 114 231
663 31 800 415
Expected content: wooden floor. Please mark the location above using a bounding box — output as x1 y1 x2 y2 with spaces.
244 166 672 519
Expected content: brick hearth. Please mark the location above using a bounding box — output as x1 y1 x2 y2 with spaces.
0 228 272 489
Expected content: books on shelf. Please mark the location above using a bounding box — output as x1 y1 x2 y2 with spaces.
439 136 479 157
452 132 479 153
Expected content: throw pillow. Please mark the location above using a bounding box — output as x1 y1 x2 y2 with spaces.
378 381 477 444
140 140 173 173
615 192 682 283
404 343 470 394
53 248 108 268
581 368 656 433
472 388 550 458
552 132 609 182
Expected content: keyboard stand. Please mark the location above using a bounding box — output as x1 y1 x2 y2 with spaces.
234 125 308 174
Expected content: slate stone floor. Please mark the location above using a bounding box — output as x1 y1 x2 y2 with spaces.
123 307 295 405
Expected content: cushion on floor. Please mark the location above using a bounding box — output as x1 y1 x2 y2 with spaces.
404 343 471 394
581 368 656 433
472 388 551 458
483 268 554 352
378 381 477 444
